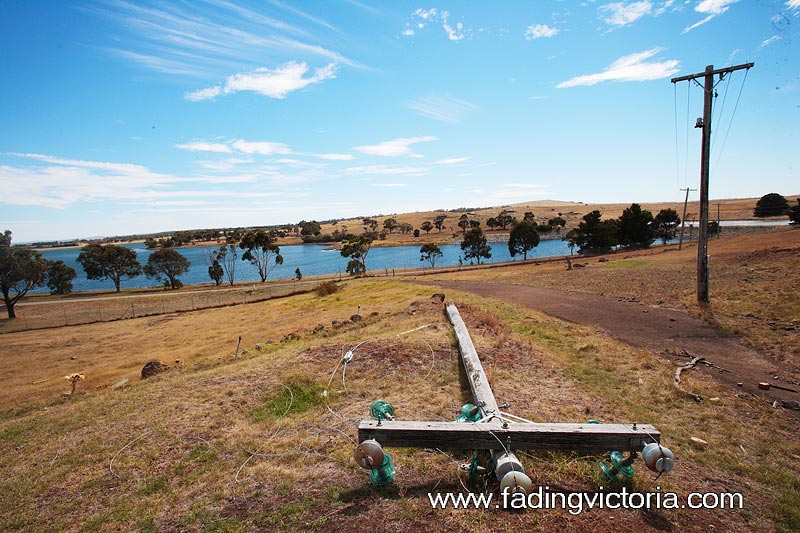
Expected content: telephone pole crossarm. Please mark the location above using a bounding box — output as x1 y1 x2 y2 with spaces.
670 62 754 84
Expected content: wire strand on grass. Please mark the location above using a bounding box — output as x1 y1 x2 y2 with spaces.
109 433 149 480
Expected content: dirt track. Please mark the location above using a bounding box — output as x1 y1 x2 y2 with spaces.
417 280 799 405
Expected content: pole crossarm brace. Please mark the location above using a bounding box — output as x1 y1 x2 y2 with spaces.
670 62 754 84
358 420 659 454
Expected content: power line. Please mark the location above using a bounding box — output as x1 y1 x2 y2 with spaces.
712 68 750 174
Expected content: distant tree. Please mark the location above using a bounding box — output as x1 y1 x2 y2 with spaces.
144 238 158 249
77 243 142 292
458 214 470 233
461 227 492 265
239 230 283 282
383 218 398 234
1 230 49 318
420 221 434 234
208 259 224 286
616 203 655 250
563 229 578 255
362 218 379 233
399 222 413 235
789 199 800 225
523 211 535 224
420 243 443 268
508 222 540 260
653 208 681 245
469 219 480 229
46 260 77 295
212 244 238 286
433 214 448 233
754 193 790 217
571 210 618 254
144 248 190 289
548 216 566 228
497 210 513 230
300 220 322 236
295 267 302 281
708 220 721 237
486 217 499 231
341 235 373 276
413 229 420 238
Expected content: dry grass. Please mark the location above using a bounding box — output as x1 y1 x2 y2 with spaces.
420 228 800 373
290 194 799 247
1 234 799 531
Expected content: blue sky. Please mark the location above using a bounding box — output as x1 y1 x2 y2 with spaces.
1 0 798 242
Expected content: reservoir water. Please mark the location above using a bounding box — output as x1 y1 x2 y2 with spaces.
35 239 573 294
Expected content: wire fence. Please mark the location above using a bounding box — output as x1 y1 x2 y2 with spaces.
2 280 323 333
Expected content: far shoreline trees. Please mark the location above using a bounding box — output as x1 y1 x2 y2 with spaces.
507 221 540 261
77 243 142 292
461 227 491 265
1 230 49 318
144 248 190 289
239 230 283 283
754 193 790 217
420 243 443 268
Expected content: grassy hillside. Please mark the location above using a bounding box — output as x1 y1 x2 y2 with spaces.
1 230 799 532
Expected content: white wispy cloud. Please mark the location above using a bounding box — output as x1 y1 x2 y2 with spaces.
95 1 362 78
759 35 781 48
407 94 479 123
176 141 232 153
342 165 429 176
231 140 292 155
1 154 180 208
435 157 470 165
599 1 653 26
557 48 679 88
525 24 560 39
405 8 468 40
682 0 738 33
186 61 338 100
315 153 354 161
441 10 466 40
788 0 800 9
354 136 437 157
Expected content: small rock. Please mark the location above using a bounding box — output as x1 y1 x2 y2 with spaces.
112 377 129 389
737 382 743 387
430 293 446 303
255 344 263 351
690 437 708 446
141 361 169 379
350 314 361 323
781 400 800 410
331 319 344 329
598 257 608 263
312 324 325 334
709 397 720 402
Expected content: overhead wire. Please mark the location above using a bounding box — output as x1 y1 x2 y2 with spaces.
712 68 750 174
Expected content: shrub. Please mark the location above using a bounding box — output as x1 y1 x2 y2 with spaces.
315 280 340 297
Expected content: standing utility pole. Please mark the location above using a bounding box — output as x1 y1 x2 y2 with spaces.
678 187 696 251
671 62 754 304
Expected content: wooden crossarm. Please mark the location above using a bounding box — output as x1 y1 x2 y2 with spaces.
358 420 659 454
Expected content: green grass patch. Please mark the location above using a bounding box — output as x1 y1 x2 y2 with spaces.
251 379 323 421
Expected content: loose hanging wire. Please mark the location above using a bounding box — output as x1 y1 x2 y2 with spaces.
673 83 681 189
712 68 750 174
710 70 733 156
684 80 692 188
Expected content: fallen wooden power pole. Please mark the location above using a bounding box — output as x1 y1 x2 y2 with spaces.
357 300 669 492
